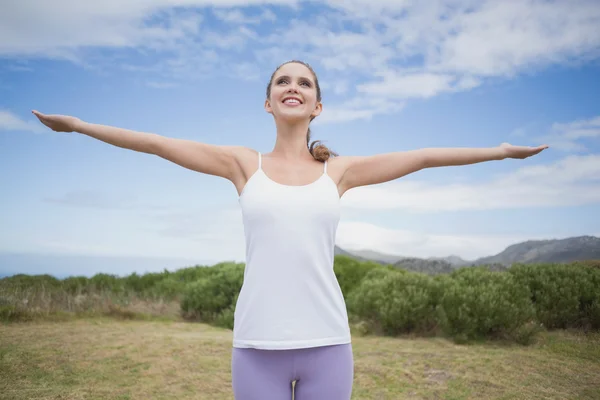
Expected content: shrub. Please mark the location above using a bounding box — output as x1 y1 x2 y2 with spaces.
180 262 244 324
438 267 535 342
333 256 380 299
150 277 186 301
123 271 171 297
509 263 600 330
62 276 90 295
347 267 439 335
214 303 237 330
89 273 125 294
0 305 31 323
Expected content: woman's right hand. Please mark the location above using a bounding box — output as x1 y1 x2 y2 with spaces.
32 110 82 133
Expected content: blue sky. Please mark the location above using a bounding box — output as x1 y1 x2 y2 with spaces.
1 1 599 277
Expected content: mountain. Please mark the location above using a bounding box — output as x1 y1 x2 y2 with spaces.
471 235 600 266
333 245 357 258
335 235 600 274
345 249 470 266
392 257 456 275
341 248 406 264
335 248 469 274
428 255 470 266
3 236 596 279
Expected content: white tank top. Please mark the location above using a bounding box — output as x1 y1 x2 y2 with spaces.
233 152 351 350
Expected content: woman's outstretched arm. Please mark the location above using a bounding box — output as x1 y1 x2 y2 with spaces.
31 110 246 181
337 143 549 194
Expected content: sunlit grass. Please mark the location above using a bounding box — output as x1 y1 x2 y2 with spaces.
1 318 599 400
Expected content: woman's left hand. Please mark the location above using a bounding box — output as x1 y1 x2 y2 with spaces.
499 142 549 159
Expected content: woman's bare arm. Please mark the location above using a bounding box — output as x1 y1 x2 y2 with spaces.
32 110 245 181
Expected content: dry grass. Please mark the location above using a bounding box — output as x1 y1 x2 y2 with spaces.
1 319 599 400
0 282 183 323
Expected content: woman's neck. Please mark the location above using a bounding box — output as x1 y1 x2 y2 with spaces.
270 119 314 161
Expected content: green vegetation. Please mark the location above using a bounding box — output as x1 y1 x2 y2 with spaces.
1 257 599 399
1 256 599 345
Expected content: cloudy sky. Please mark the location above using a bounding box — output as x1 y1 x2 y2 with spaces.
1 0 599 276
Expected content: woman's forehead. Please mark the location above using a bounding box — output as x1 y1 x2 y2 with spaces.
275 62 313 79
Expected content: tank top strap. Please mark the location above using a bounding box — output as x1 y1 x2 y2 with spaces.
258 152 262 170
323 160 328 174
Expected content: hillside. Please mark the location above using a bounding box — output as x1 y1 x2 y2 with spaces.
471 236 600 266
338 235 599 274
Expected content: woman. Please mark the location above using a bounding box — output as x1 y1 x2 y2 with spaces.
33 60 548 399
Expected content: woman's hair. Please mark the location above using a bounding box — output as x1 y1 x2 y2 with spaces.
266 60 338 162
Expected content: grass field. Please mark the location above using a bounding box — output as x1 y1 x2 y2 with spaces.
1 318 599 400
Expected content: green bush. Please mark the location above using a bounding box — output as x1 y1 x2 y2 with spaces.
0 305 31 322
438 267 535 342
333 256 380 299
170 265 214 282
62 276 90 295
509 263 600 330
347 268 439 335
1 274 62 291
149 277 186 301
2 258 597 341
214 303 237 330
180 262 244 324
89 273 125 294
573 262 600 330
123 271 172 297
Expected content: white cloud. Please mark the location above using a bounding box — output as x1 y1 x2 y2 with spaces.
260 1 600 121
317 96 405 124
213 9 253 24
232 62 262 81
340 154 600 211
433 1 600 77
213 8 279 24
2 0 600 123
357 72 456 99
146 81 178 89
320 80 350 95
260 9 278 22
0 110 45 133
326 0 600 77
0 1 298 55
43 190 138 210
1 3 193 57
201 27 255 50
537 115 600 152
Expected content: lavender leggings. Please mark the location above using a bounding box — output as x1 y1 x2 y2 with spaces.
231 343 354 400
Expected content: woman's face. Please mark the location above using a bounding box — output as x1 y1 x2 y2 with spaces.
265 62 322 123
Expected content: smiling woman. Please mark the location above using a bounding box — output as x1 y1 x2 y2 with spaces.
264 60 338 163
31 58 548 400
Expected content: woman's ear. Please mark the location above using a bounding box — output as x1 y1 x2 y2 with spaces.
264 99 273 114
311 102 323 118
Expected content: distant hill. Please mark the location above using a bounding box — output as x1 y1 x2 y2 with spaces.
336 235 600 274
2 236 597 278
341 248 471 266
392 257 456 275
339 248 405 264
429 255 470 266
470 236 600 266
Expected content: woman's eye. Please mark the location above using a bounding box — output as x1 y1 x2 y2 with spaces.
300 81 310 87
277 79 288 84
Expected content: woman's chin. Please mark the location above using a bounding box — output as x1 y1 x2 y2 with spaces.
275 111 311 124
